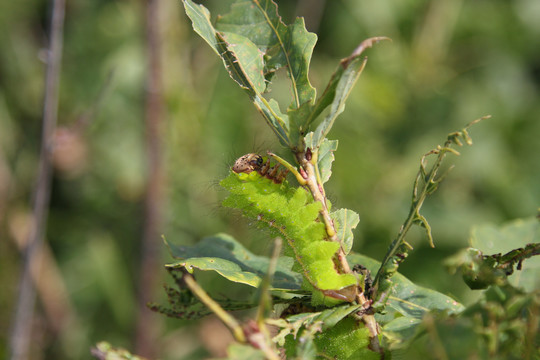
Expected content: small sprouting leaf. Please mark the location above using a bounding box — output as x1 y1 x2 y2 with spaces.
331 208 360 254
317 138 338 184
167 233 303 291
413 213 434 248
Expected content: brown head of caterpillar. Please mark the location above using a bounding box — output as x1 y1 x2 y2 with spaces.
232 153 289 184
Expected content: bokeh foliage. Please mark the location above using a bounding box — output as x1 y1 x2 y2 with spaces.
0 0 539 358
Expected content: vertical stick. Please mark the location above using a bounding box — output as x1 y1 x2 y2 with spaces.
9 0 65 359
135 0 164 356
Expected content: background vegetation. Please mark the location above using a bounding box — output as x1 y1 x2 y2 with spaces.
1 0 539 359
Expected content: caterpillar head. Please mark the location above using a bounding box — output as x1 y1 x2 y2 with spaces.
232 153 289 184
232 153 263 174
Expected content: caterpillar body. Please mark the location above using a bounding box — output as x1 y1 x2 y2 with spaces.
221 154 358 304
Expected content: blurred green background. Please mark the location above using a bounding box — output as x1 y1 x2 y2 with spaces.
1 0 538 359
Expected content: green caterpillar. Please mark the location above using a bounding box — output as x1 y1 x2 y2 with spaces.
220 154 359 305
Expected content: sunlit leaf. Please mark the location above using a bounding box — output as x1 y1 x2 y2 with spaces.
167 233 303 291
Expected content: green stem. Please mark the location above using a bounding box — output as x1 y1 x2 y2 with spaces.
183 274 246 343
295 149 383 354
268 152 306 186
372 116 490 300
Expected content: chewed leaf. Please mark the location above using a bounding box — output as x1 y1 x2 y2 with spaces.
216 0 317 108
219 32 266 93
167 233 303 291
331 208 360 255
182 0 292 147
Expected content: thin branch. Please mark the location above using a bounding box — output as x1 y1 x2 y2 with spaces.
135 0 165 357
9 0 65 359
372 116 490 305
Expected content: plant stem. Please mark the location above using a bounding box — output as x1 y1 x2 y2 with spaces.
295 150 383 354
135 0 165 356
372 116 489 302
9 0 65 359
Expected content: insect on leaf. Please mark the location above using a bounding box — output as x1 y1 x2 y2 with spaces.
221 155 359 305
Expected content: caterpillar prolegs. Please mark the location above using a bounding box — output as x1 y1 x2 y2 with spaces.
220 154 359 304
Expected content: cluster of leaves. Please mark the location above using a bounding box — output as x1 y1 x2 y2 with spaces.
137 1 540 359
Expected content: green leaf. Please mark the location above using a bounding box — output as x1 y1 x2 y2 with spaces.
167 233 303 291
382 316 422 348
469 217 540 292
348 253 464 350
309 56 368 148
317 138 338 184
331 208 360 255
347 253 464 319
285 303 363 330
183 0 265 93
168 257 263 288
303 136 338 182
303 37 389 147
216 0 317 109
219 31 266 93
182 0 291 147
